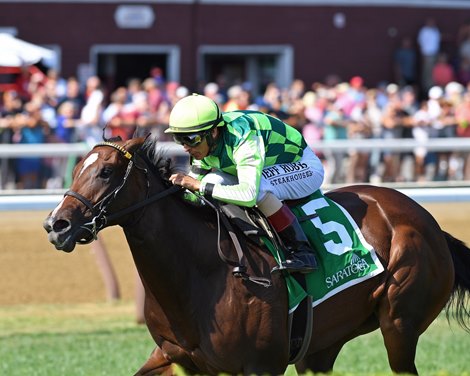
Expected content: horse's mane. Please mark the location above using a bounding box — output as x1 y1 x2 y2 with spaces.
138 136 215 216
139 135 182 180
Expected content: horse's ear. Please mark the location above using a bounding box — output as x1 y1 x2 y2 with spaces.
125 137 147 153
102 123 122 142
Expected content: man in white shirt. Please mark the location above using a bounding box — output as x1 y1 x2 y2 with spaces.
417 18 441 94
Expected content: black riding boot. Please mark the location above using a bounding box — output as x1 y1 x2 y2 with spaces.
268 206 318 274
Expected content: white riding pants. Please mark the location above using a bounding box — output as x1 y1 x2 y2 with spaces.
201 147 324 204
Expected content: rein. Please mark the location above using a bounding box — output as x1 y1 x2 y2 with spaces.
66 140 270 287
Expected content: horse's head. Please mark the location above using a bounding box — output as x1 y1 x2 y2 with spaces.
43 136 174 252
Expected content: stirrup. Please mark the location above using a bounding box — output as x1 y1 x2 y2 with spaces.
271 259 316 274
232 265 248 278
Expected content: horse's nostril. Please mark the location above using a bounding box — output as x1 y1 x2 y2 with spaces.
52 219 71 233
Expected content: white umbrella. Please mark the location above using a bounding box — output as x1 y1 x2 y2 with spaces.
0 33 56 67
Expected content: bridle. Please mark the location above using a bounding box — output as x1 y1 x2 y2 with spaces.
64 140 270 287
64 141 181 243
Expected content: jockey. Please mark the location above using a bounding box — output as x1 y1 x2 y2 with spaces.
166 93 324 274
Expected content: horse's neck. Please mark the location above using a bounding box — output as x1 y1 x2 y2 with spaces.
123 196 227 295
123 196 236 343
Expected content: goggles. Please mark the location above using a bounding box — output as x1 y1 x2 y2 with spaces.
172 130 209 147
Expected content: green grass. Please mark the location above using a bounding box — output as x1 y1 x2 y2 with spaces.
0 302 154 376
0 302 469 376
333 315 470 376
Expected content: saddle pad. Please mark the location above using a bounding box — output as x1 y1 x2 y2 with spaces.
266 190 384 313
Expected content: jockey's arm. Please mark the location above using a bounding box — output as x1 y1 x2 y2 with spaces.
200 133 264 207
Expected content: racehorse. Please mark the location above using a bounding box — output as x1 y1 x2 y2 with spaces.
43 136 470 375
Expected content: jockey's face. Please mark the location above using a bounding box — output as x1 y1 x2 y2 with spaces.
181 127 218 160
183 138 209 160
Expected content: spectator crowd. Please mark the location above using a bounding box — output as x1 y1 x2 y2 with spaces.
2 69 470 190
2 18 470 190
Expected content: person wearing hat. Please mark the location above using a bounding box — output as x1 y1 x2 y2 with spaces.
167 93 324 274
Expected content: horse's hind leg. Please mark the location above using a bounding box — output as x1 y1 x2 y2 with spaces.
377 262 420 374
377 239 423 374
378 230 453 375
378 315 419 375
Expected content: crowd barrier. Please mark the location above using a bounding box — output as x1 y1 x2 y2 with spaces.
1 138 470 158
1 138 470 210
1 186 470 211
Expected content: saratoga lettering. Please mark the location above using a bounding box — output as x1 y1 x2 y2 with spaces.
325 258 369 289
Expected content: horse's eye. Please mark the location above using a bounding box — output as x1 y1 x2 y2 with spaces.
100 167 113 179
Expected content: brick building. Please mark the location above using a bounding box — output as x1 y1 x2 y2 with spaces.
0 0 469 96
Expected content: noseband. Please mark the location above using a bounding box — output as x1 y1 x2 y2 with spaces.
64 141 181 243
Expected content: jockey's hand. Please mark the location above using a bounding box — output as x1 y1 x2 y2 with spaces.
169 173 201 192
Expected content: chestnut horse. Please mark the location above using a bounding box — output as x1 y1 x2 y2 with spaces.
43 137 470 375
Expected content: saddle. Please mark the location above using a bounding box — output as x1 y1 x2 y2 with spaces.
203 191 384 364
217 202 313 364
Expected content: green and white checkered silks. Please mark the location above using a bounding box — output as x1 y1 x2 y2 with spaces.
193 111 305 176
191 110 309 206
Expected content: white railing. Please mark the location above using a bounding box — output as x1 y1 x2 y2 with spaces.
1 138 470 158
2 186 470 211
310 138 470 152
1 138 470 210
0 141 185 157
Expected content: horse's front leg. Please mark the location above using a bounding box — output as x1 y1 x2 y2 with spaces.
134 346 174 376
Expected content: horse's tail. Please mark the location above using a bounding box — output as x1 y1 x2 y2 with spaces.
444 231 470 332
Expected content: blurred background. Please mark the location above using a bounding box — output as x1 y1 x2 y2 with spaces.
1 0 470 190
1 1 470 374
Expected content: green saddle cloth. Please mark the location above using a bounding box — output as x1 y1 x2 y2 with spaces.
266 190 384 312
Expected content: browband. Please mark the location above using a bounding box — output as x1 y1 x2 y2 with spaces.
94 142 133 160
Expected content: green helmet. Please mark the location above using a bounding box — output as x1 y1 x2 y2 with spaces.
165 93 223 134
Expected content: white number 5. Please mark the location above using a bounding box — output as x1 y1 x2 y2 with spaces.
302 198 353 256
